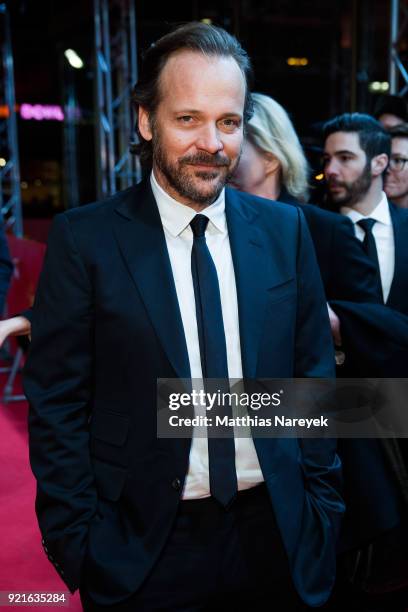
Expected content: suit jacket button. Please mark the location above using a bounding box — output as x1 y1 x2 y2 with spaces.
172 478 181 491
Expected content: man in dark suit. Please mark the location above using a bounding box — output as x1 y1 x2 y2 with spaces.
323 113 408 316
279 190 381 304
24 23 344 611
322 113 408 609
287 201 383 347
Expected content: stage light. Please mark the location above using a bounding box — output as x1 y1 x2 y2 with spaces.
0 158 6 168
21 181 28 189
287 57 309 67
369 81 389 92
64 48 84 69
315 173 324 181
0 104 21 118
201 18 212 25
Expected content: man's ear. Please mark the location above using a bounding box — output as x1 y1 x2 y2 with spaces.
371 153 388 177
264 152 280 176
138 107 153 141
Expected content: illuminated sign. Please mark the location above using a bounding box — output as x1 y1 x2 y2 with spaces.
20 104 65 121
0 103 79 121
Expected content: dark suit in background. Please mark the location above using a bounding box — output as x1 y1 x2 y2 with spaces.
279 191 408 601
278 190 381 304
334 198 408 543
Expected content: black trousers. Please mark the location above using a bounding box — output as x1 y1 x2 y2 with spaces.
80 483 307 611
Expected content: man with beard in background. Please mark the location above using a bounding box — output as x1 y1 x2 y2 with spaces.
385 123 408 210
322 113 408 611
323 113 408 314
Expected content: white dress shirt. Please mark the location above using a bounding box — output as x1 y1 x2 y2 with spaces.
150 172 264 499
341 192 395 302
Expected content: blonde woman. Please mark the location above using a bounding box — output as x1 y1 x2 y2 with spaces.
230 92 309 203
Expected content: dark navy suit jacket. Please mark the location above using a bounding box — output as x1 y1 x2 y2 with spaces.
331 203 408 549
278 190 381 304
24 182 344 607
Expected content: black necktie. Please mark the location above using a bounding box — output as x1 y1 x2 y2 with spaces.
190 214 237 508
357 218 381 275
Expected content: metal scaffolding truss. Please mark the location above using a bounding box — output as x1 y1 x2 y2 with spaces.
389 0 408 96
94 0 140 199
0 3 23 236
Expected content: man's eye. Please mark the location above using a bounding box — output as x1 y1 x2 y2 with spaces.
177 116 193 123
220 118 240 130
340 156 352 162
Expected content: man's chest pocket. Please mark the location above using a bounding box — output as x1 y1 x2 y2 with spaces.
256 278 297 376
264 278 297 335
267 277 296 305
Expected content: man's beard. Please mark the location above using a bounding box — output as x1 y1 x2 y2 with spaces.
327 162 372 207
385 176 408 201
152 132 238 206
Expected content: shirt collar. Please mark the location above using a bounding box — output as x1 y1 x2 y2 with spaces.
341 192 391 226
150 171 226 237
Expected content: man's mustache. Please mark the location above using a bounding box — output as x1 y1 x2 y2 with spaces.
179 152 231 167
327 179 347 189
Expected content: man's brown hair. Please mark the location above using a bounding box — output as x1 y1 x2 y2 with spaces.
388 123 408 139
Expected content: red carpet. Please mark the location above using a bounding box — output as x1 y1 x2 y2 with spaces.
0 372 82 610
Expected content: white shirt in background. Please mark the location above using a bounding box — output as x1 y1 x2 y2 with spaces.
341 192 395 302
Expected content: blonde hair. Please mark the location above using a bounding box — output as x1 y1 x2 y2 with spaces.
247 93 309 202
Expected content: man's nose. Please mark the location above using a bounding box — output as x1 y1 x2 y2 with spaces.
324 158 338 177
195 124 223 154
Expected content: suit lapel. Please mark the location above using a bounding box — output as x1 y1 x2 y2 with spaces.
112 181 191 379
225 188 274 378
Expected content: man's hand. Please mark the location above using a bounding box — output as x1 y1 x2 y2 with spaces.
0 316 31 348
327 304 341 347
